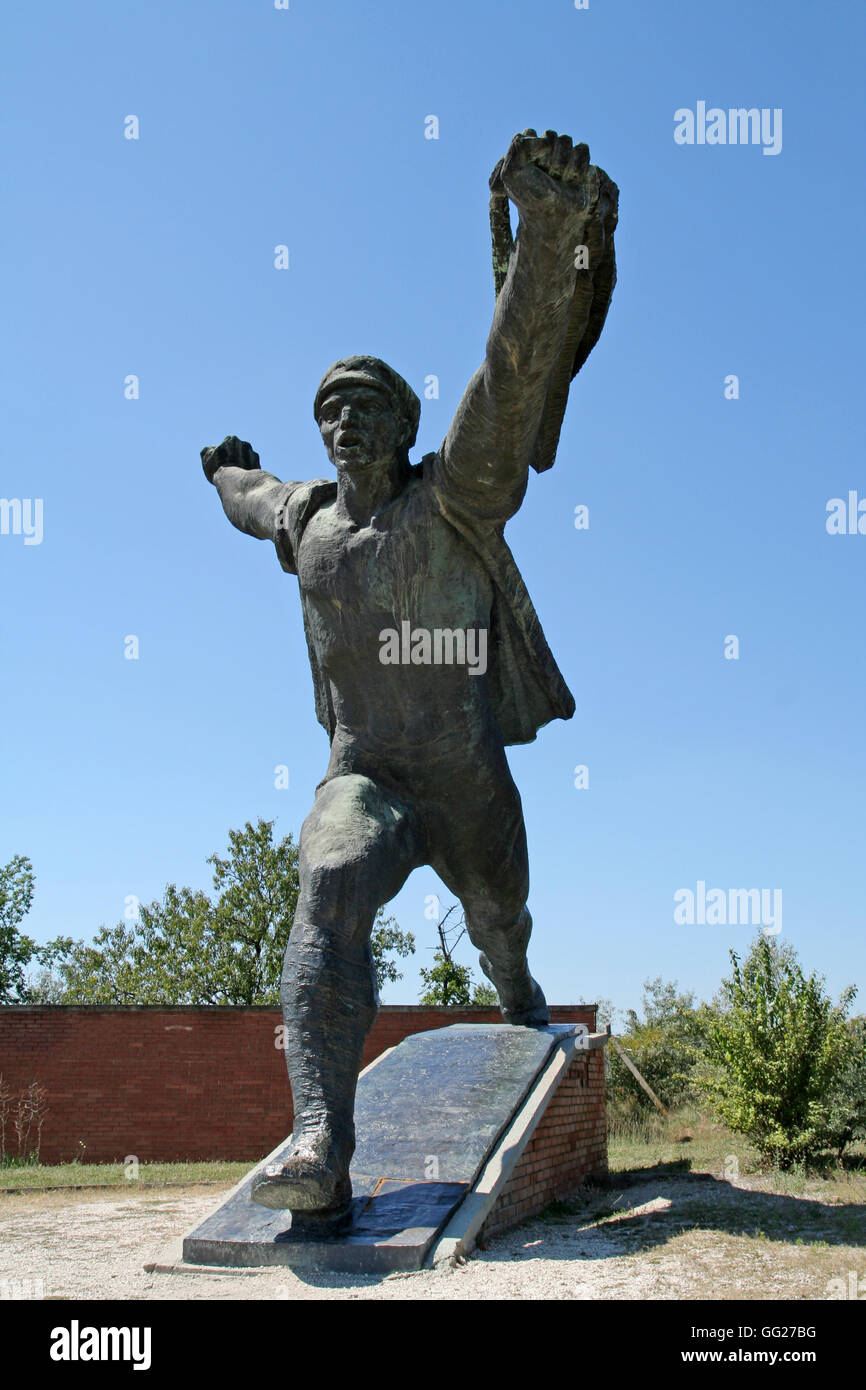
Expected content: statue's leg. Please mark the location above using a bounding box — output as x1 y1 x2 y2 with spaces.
252 773 421 1213
471 905 549 1028
430 750 549 1027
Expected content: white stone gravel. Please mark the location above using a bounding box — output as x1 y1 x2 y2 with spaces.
0 1179 854 1301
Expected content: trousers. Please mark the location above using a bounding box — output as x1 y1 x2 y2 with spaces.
280 722 535 1160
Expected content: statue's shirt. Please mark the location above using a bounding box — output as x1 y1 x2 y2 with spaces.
296 472 495 748
273 453 575 749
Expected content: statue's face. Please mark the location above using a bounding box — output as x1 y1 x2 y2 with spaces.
317 385 402 473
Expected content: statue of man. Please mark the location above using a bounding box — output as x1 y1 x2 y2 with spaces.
201 130 618 1217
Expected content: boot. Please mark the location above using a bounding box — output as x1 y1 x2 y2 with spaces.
252 923 378 1213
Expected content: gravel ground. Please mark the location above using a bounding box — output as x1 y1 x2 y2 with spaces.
1 1175 860 1301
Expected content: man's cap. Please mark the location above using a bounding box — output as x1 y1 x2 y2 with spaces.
313 356 421 448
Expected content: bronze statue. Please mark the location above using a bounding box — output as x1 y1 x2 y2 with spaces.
201 129 618 1218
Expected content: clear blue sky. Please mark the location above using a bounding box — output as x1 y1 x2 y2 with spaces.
2 0 864 1018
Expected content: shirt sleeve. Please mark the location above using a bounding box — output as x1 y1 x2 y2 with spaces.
274 479 337 574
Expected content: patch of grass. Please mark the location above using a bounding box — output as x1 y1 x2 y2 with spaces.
608 1104 756 1173
608 1105 866 1204
0 1160 252 1192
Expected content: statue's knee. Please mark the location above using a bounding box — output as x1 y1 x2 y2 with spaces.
298 774 414 928
301 775 386 843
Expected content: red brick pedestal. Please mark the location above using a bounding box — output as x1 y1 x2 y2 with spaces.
479 1045 608 1243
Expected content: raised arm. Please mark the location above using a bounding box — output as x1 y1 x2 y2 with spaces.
201 435 288 541
437 130 617 522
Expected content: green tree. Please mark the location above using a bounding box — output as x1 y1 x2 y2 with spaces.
606 976 710 1117
370 913 416 989
35 820 414 1004
825 1016 866 1158
418 905 498 1007
692 936 857 1170
590 996 616 1031
0 855 38 1003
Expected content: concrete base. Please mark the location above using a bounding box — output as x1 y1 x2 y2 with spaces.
179 1023 607 1274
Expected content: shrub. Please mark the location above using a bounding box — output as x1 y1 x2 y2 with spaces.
0 1077 48 1166
692 937 856 1170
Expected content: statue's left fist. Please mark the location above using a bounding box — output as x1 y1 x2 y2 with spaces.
201 435 261 484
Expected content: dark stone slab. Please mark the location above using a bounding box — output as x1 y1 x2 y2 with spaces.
182 1024 565 1272
352 1024 559 1183
183 1174 468 1273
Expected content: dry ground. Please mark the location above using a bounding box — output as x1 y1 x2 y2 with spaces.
1 1143 864 1301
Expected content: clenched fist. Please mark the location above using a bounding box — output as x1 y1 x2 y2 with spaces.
492 128 617 235
201 435 260 484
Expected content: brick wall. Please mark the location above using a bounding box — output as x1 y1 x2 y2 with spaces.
0 1004 596 1165
479 1046 607 1243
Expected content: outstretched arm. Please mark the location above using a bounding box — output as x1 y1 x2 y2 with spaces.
201 436 289 541
437 130 617 522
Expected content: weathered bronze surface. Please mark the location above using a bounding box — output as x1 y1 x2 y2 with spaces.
200 130 618 1213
